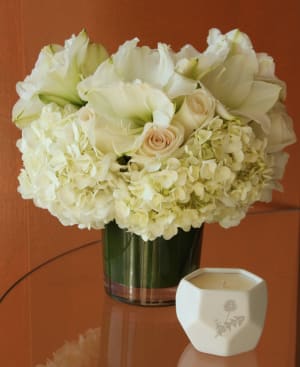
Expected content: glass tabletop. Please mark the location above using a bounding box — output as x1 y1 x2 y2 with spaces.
0 209 299 367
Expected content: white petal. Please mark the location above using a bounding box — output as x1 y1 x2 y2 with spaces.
207 28 222 45
202 54 258 108
81 42 109 76
175 44 200 60
112 39 174 87
197 35 230 78
272 152 289 180
157 43 175 85
215 100 235 120
85 82 174 128
78 59 121 99
225 29 254 54
12 96 45 127
164 72 197 99
232 81 281 129
266 103 297 152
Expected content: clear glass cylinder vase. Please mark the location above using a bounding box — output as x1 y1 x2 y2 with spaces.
103 221 204 306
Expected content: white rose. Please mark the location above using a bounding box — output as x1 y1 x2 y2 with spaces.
266 103 296 153
174 89 215 139
138 123 184 157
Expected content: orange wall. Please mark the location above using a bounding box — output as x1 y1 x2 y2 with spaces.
0 0 299 295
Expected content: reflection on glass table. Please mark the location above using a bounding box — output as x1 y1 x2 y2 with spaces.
0 208 299 367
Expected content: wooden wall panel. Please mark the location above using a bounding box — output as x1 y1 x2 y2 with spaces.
0 0 24 118
0 281 31 367
0 0 29 295
0 0 299 296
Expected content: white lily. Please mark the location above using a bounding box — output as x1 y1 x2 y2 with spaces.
13 30 108 127
201 29 281 130
174 28 231 81
77 58 120 97
112 38 174 88
78 37 200 102
79 38 179 99
79 81 175 155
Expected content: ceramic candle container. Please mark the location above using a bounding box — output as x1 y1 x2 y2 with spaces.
176 268 267 357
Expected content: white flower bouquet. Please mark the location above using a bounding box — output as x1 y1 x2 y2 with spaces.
13 29 296 241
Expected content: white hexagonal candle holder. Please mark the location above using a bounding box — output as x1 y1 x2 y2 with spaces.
176 268 267 357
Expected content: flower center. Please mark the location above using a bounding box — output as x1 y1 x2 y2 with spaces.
148 129 174 149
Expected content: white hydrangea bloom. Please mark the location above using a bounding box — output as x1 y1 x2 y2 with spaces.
17 104 117 229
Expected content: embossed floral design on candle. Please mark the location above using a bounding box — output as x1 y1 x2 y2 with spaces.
176 268 267 357
215 299 245 337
